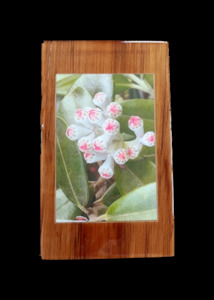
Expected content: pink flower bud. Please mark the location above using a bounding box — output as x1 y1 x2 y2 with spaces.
84 151 107 164
103 118 120 135
113 148 128 164
139 131 155 147
77 132 95 152
98 155 114 179
106 102 122 118
76 216 88 221
88 108 106 126
93 92 109 110
66 124 92 141
74 108 93 129
93 134 112 153
126 144 141 160
128 116 144 138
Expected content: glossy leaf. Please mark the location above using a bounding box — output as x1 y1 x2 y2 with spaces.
56 116 89 208
113 74 131 94
121 99 154 120
56 189 85 221
114 158 156 195
57 86 94 125
105 183 157 221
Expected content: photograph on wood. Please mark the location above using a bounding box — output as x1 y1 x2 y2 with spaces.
56 74 157 222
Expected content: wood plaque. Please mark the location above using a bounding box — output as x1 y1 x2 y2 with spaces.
40 40 174 259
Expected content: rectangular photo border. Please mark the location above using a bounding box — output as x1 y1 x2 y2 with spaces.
41 40 174 259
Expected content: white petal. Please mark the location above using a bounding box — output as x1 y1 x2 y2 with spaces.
128 116 144 138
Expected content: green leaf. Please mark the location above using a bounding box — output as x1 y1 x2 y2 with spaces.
114 158 156 195
101 182 121 207
105 183 157 221
56 116 89 208
70 74 113 100
56 74 81 96
56 189 86 221
121 99 154 120
143 74 154 88
113 74 131 95
57 86 94 125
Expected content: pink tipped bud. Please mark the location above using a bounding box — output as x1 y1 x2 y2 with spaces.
76 216 88 221
113 148 128 165
126 145 140 160
103 118 120 135
93 92 109 110
128 116 144 138
88 108 106 126
78 132 95 152
98 155 114 179
93 134 112 153
66 124 92 141
84 151 107 164
139 131 155 147
74 108 93 129
106 102 122 118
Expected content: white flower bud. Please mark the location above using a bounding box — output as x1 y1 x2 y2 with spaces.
93 133 113 153
93 92 109 110
103 118 120 135
88 108 106 127
84 151 107 164
106 102 122 118
128 116 144 138
77 132 96 152
139 131 155 147
98 155 114 179
112 148 128 165
66 124 92 141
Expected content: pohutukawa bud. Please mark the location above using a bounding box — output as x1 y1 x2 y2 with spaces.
84 151 107 164
128 116 144 138
106 102 122 118
98 155 114 179
77 132 96 152
126 145 141 160
139 131 155 147
113 148 128 164
66 124 92 141
103 118 120 135
93 92 109 110
88 108 106 126
93 134 112 153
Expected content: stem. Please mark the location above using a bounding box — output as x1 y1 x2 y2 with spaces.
124 74 154 98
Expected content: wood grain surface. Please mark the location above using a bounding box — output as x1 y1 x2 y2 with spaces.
41 40 174 259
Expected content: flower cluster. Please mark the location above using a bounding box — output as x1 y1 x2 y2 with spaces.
66 92 155 179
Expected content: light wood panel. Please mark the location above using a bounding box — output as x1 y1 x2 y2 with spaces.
41 40 174 259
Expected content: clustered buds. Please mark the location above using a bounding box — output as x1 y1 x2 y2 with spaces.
65 92 155 179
